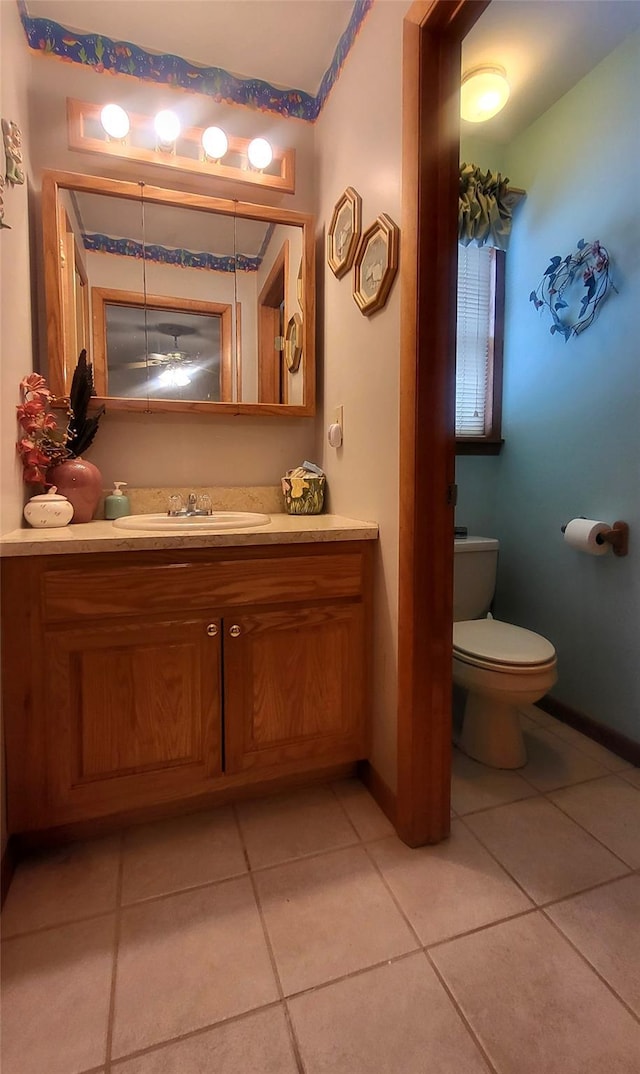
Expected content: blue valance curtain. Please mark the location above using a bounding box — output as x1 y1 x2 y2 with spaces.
459 162 513 251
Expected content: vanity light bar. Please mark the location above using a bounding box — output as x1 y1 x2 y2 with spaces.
67 99 295 194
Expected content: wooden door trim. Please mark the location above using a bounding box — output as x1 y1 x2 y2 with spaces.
258 239 289 404
396 0 489 846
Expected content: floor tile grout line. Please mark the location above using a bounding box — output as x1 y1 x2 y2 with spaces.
1 833 404 945
283 948 424 1003
423 905 539 953
231 802 306 1074
328 781 369 843
452 787 541 818
424 949 500 1074
541 906 640 1026
1 906 119 945
461 780 636 873
107 1000 285 1069
455 814 538 905
527 713 635 771
541 783 639 870
458 810 633 909
360 841 424 951
104 829 125 1073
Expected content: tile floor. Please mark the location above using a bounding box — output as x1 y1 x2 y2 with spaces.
2 705 640 1073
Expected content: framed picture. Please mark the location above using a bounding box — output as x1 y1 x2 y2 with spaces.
327 186 362 279
352 213 400 316
285 312 303 373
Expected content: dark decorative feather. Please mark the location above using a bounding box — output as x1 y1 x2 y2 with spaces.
66 350 105 457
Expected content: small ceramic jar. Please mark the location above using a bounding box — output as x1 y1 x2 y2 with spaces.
23 486 74 528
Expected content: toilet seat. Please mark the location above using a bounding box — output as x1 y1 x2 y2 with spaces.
453 619 556 672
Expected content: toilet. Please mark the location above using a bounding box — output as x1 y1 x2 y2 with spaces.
453 537 557 769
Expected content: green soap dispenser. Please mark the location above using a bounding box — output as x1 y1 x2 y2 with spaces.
105 481 130 519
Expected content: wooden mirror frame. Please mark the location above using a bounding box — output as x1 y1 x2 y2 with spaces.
42 170 316 417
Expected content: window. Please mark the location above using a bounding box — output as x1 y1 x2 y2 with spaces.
455 243 505 454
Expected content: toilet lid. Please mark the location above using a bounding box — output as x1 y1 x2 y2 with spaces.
453 619 556 667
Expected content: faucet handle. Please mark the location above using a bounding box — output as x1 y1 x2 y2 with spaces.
197 494 212 515
167 493 184 516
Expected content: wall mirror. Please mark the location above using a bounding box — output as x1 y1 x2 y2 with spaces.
42 171 315 415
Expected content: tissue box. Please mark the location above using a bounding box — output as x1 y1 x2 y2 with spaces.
281 473 325 515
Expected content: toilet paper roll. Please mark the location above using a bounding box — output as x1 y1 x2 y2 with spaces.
563 518 610 556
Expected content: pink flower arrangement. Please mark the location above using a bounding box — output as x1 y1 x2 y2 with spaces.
16 374 69 484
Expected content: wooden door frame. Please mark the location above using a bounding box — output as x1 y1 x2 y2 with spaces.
396 0 489 846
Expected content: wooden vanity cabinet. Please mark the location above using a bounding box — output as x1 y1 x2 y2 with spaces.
1 541 373 835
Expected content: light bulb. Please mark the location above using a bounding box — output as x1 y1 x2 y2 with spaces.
202 126 228 161
100 103 130 140
460 66 510 123
154 109 181 145
247 137 273 170
158 367 191 388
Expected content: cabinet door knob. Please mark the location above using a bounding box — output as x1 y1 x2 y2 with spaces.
229 624 241 638
206 623 219 637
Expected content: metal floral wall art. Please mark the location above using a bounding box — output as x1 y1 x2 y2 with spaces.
529 239 616 341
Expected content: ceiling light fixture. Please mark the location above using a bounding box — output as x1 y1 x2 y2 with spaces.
201 126 229 162
247 137 273 171
460 65 510 123
154 109 181 148
100 103 130 140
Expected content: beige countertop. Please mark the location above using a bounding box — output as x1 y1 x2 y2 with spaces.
0 513 379 558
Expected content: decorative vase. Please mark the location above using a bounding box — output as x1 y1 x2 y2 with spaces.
23 486 74 529
49 457 103 524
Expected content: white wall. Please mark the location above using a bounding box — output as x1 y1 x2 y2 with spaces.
0 0 37 858
0 1 35 534
314 0 411 790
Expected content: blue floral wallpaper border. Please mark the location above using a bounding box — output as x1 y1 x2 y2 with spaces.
82 233 262 272
19 0 373 122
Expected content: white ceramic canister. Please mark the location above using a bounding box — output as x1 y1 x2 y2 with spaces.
23 486 74 528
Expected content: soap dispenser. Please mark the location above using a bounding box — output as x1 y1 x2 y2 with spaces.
105 481 130 520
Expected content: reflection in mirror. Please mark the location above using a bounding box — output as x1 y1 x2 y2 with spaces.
43 172 315 415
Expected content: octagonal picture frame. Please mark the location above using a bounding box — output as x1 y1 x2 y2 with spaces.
352 213 400 316
327 186 362 279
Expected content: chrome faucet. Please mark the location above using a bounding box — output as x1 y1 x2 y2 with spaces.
167 492 213 517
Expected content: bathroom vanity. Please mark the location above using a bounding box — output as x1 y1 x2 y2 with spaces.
1 518 376 838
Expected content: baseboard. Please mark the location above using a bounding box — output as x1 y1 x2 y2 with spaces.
12 762 358 850
537 695 640 767
1 835 17 906
357 760 397 826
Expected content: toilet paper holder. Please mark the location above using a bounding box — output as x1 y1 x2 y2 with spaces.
560 519 629 557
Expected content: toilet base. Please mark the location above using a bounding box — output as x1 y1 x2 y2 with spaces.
459 693 527 769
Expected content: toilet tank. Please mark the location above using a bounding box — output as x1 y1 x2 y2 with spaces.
453 537 499 621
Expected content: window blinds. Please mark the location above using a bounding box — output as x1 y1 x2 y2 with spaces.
456 243 496 437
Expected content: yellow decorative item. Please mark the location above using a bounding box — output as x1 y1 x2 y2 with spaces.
281 465 325 515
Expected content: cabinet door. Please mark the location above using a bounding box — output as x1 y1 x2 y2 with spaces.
44 615 222 824
224 602 366 774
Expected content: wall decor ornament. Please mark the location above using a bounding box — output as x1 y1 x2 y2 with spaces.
2 119 25 185
327 186 362 279
352 213 400 316
0 175 10 229
529 239 616 341
285 313 303 373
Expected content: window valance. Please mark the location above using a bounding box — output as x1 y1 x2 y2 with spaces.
459 163 512 251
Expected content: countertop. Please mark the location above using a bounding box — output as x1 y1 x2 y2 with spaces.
0 513 379 558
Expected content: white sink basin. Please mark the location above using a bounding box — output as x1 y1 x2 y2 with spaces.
113 511 271 533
